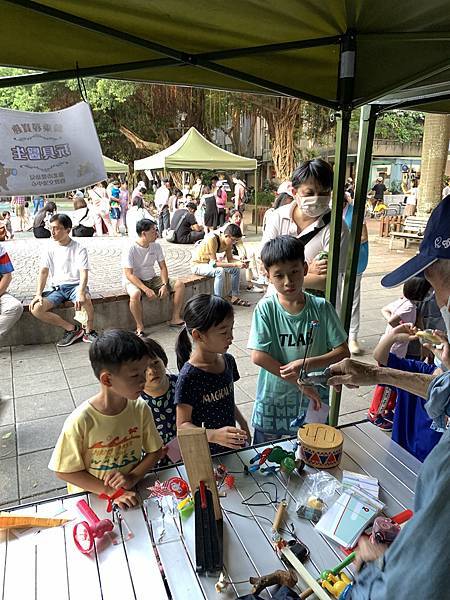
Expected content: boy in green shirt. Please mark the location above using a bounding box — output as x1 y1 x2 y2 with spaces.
248 235 350 442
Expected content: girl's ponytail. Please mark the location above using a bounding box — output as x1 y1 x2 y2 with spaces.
176 327 192 371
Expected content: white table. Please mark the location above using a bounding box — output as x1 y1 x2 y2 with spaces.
0 423 420 600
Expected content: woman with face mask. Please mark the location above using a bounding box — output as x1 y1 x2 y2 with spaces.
260 158 350 300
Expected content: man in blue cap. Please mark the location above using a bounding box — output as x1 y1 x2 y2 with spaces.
326 196 450 600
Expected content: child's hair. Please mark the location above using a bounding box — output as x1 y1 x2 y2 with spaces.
273 192 292 210
142 337 168 367
136 218 156 236
260 235 305 269
229 208 243 219
403 277 431 303
50 213 72 230
89 329 148 379
1 211 10 217
291 158 333 191
223 223 242 238
175 294 234 370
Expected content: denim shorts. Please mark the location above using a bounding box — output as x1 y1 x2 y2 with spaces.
43 283 86 306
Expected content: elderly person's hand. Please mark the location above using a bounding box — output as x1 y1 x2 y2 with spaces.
423 330 450 370
327 358 381 391
355 536 388 572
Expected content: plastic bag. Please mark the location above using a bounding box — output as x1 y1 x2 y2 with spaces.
296 472 340 522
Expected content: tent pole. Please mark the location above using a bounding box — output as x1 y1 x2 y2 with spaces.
327 30 355 426
328 105 377 427
325 109 351 307
341 105 377 332
254 167 258 235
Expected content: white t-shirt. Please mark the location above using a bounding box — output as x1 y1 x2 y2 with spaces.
122 241 165 282
71 207 95 228
261 201 349 271
126 207 153 240
41 239 89 286
154 186 170 211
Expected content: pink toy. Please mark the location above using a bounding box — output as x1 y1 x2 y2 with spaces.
73 499 114 554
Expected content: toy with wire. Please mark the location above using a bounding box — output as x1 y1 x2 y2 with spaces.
290 320 329 428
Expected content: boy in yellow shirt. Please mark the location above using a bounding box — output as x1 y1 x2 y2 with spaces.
49 329 163 508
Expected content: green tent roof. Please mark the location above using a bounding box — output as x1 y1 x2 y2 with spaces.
134 127 256 172
103 155 128 173
1 1 450 112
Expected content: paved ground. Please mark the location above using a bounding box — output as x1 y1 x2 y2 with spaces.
0 221 418 507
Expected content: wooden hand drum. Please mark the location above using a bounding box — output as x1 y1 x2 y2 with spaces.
297 423 343 469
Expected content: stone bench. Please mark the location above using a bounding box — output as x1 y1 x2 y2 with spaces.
1 274 213 347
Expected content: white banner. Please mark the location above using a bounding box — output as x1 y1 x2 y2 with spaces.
0 102 107 196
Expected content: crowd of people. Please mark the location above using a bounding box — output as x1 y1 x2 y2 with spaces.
0 157 449 599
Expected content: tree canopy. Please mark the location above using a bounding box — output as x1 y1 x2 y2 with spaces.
0 68 426 178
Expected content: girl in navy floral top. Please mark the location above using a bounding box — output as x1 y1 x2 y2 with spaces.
175 294 250 454
141 338 177 446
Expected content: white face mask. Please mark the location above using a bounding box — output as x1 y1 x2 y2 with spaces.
440 296 450 338
298 195 331 218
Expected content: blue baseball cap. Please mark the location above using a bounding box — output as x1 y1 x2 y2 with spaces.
381 195 450 288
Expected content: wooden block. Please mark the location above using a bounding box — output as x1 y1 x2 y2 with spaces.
177 428 222 520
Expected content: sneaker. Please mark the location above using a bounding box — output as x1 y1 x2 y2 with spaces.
372 416 393 432
251 275 267 286
246 285 264 293
83 330 99 343
349 339 362 355
57 326 84 347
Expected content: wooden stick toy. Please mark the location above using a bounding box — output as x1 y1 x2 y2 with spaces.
0 513 70 530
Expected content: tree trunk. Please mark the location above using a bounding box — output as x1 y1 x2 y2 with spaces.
417 113 450 214
265 98 300 180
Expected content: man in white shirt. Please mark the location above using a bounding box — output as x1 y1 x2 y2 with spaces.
30 213 97 346
154 178 171 234
261 158 349 306
122 218 185 335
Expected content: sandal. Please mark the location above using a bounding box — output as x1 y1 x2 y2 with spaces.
169 321 185 329
230 297 251 307
136 330 145 338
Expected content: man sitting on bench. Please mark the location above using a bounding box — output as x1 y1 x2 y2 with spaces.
30 213 97 346
122 218 185 336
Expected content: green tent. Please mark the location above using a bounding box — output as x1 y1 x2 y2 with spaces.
103 155 128 174
134 127 256 172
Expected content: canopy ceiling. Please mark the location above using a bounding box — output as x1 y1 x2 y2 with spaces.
1 1 450 113
103 155 128 173
134 127 257 172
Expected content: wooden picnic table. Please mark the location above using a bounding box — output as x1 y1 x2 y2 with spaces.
0 422 420 600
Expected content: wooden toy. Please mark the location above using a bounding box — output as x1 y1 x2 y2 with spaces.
0 513 70 530
298 423 343 469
